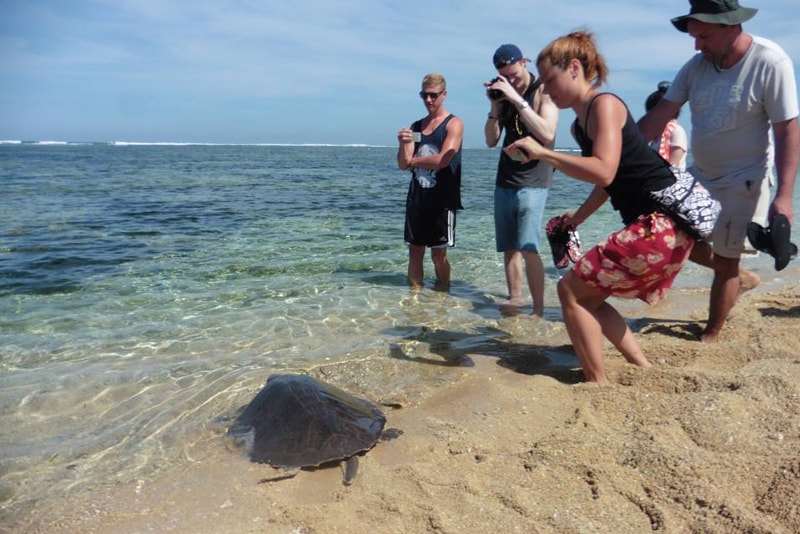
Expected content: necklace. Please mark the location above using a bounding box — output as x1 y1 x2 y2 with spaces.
514 113 525 136
514 75 538 136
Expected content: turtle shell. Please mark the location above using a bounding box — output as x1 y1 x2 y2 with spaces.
227 374 386 468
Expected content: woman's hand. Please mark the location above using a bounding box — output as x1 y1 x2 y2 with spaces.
504 136 544 163
562 211 580 229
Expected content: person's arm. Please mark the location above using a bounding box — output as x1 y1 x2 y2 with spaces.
506 94 626 187
408 117 464 171
515 86 558 146
638 98 683 143
667 122 688 167
485 96 503 148
770 117 800 223
396 127 415 170
566 185 609 228
669 146 687 167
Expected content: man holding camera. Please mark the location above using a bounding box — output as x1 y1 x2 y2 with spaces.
397 73 464 291
485 44 559 316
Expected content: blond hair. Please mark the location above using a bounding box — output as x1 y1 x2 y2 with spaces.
422 73 447 91
537 29 608 88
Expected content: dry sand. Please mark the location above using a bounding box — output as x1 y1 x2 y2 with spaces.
13 274 800 534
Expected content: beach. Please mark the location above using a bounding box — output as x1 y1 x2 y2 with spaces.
2 144 799 533
18 267 799 534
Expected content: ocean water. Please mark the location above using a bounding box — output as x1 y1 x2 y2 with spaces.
0 143 791 523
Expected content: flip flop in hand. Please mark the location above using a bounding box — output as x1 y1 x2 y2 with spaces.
746 213 798 271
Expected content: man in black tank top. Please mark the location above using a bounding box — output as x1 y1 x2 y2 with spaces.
396 73 464 290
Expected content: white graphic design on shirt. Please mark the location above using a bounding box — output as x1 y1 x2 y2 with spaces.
413 143 439 189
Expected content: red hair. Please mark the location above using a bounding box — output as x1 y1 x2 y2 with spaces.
537 29 609 88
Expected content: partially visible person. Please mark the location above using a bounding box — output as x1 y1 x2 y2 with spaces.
638 0 799 343
644 81 688 170
484 44 559 316
506 30 695 383
397 73 464 291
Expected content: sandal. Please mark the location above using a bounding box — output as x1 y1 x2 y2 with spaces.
747 214 797 271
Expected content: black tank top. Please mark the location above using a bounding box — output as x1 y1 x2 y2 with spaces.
573 93 675 224
495 75 548 188
407 114 463 211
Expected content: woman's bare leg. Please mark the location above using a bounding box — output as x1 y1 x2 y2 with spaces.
557 271 648 383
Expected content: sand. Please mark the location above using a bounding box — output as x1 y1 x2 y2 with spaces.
12 272 800 534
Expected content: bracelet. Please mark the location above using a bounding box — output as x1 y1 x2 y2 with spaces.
487 113 498 120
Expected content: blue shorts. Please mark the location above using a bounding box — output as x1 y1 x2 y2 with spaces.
494 186 548 252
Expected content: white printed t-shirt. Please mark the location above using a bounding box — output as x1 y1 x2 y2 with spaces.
665 35 799 187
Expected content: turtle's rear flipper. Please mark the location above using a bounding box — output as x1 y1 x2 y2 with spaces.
258 467 300 484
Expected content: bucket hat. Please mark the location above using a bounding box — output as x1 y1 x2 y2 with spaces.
671 0 757 33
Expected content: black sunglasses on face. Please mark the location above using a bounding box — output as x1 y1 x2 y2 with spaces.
419 91 443 100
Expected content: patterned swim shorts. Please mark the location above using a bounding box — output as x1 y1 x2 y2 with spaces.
573 212 695 305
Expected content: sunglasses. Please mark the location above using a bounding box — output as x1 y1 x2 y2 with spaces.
493 58 515 69
419 91 443 100
657 80 671 92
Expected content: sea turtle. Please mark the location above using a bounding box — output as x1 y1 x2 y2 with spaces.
226 373 401 485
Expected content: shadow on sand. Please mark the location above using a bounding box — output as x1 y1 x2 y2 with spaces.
385 325 584 384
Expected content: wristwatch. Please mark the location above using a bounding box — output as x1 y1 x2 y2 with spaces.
518 100 530 109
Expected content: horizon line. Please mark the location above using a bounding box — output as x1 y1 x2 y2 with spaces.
0 139 581 150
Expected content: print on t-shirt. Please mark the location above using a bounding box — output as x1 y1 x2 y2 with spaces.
413 143 439 189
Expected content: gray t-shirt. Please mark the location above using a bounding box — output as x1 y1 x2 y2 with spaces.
665 35 798 186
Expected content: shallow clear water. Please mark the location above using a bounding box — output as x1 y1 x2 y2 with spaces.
0 143 789 521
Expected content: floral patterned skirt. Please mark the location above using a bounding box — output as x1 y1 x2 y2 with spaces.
573 212 695 305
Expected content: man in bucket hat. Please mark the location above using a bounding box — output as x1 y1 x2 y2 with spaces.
639 0 799 343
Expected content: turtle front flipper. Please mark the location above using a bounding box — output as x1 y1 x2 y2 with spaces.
342 456 359 485
380 428 403 441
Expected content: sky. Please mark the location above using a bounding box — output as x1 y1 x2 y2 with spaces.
2 0 799 148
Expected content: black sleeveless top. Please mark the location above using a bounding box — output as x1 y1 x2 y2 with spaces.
495 75 548 188
407 114 463 211
573 93 675 225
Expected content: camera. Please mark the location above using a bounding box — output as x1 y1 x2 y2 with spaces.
488 77 503 100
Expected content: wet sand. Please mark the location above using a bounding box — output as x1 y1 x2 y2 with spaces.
12 269 800 534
